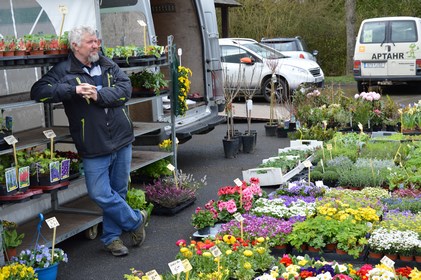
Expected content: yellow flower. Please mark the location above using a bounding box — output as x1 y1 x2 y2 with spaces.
202 252 212 258
257 237 265 243
298 259 308 266
256 247 266 255
243 249 253 257
243 262 252 270
225 249 233 255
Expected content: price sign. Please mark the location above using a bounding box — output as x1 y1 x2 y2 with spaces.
145 270 161 280
4 135 18 145
303 160 312 168
137 20 147 27
45 217 60 229
181 259 192 272
58 5 68 15
209 245 222 257
326 144 332 150
380 255 395 268
166 164 175 171
168 259 184 275
234 178 242 186
233 212 244 222
315 180 324 187
43 129 56 139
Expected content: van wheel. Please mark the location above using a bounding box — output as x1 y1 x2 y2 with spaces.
262 76 287 103
357 81 368 93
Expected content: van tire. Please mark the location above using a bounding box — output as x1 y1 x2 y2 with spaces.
262 76 287 103
357 81 368 93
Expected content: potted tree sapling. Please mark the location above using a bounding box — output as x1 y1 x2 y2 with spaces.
221 66 241 158
264 57 280 136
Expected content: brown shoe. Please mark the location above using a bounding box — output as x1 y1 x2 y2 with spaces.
104 238 128 257
130 210 148 247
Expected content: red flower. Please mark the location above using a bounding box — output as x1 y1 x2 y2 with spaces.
396 267 412 278
300 271 315 279
175 239 186 247
279 254 292 267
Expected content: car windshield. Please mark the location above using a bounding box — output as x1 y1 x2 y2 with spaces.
242 42 285 59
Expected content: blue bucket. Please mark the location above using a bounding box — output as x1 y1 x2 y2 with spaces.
35 263 59 280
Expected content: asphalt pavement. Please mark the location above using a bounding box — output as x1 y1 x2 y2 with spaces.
57 120 290 280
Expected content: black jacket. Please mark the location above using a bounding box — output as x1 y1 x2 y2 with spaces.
30 52 134 158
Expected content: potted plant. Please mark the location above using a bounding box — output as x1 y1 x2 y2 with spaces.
0 262 37 279
2 220 25 261
142 171 206 215
129 69 168 96
191 207 216 235
12 244 68 280
126 187 154 220
131 158 172 184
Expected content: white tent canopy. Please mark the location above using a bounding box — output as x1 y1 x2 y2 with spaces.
35 0 97 35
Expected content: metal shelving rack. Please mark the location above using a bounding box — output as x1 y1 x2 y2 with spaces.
0 45 176 264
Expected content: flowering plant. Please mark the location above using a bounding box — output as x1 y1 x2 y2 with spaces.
191 207 217 229
219 213 299 247
176 65 192 116
13 244 68 269
165 236 275 280
274 180 328 197
142 171 206 208
0 263 37 280
251 196 316 219
368 227 420 255
158 139 172 152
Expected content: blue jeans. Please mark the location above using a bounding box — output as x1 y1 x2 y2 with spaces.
82 144 142 245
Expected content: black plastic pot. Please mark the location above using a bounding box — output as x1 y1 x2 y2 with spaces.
222 138 237 159
241 134 255 153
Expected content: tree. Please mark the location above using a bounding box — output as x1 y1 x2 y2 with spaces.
345 0 356 75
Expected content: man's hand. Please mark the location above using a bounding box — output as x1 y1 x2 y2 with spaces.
76 83 98 101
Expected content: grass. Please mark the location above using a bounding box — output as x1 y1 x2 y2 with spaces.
325 75 355 84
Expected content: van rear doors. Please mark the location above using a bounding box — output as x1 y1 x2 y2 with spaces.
353 16 421 92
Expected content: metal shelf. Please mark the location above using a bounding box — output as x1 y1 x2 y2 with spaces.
0 126 71 155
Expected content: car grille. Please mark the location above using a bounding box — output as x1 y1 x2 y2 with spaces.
309 68 321 77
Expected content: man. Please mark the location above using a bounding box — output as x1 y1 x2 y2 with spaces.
31 25 147 257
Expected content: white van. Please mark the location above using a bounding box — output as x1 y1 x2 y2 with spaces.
353 16 421 92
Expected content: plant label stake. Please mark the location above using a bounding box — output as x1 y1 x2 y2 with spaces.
320 159 325 173
137 20 147 52
315 180 324 188
45 216 60 263
4 135 19 179
321 145 325 161
43 129 57 160
58 5 68 40
168 259 184 280
234 178 242 207
167 163 177 188
303 160 312 185
380 255 395 269
181 259 192 280
146 270 161 280
210 245 222 275
233 212 245 239
326 144 333 160
177 48 182 66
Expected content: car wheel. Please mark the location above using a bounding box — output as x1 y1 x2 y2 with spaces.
262 76 288 103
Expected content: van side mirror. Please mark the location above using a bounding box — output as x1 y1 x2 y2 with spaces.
240 57 253 64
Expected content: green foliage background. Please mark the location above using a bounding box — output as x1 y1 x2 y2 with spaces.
220 0 421 76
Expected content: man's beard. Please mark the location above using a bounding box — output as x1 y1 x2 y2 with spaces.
88 52 99 63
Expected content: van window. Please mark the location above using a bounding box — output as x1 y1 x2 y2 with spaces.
391 21 417 42
361 21 386 43
220 46 249 63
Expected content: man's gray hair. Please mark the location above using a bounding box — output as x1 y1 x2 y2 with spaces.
68 26 97 52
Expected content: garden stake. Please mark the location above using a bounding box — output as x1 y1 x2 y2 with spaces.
321 145 325 161
58 5 68 40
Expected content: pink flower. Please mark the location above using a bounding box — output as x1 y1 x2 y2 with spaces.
354 93 360 99
176 239 187 247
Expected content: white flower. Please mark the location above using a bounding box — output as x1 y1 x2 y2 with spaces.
317 272 332 280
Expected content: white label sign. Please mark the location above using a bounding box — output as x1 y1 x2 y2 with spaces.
380 256 395 268
45 217 60 229
58 5 68 15
209 245 222 257
181 259 192 272
315 180 324 187
166 164 175 171
234 178 242 186
303 160 312 168
326 144 333 150
168 259 184 275
4 135 18 145
43 129 56 139
145 270 161 280
233 212 244 222
137 20 147 27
